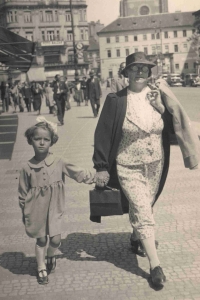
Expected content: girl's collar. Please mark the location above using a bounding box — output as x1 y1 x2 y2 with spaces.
27 153 55 168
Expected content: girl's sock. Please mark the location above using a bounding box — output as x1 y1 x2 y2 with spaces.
35 244 46 271
47 243 60 257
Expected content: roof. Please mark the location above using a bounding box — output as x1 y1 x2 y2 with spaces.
0 27 35 72
88 37 99 51
98 11 196 35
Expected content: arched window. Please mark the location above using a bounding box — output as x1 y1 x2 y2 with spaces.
140 6 150 15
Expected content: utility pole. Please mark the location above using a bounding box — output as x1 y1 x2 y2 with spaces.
70 0 79 81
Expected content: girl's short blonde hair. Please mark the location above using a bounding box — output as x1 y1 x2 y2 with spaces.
25 122 58 145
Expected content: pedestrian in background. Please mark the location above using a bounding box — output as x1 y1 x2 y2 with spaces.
18 116 95 285
64 77 72 111
44 82 54 114
53 74 66 125
93 52 199 288
1 81 9 113
74 78 83 106
31 81 43 115
111 62 129 93
9 82 19 113
22 82 33 112
81 76 88 106
86 70 102 117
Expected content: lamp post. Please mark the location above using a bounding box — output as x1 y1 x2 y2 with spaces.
70 0 79 81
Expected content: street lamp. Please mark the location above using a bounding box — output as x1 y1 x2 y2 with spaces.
70 0 79 81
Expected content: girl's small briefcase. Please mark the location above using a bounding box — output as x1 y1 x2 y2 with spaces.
89 186 123 217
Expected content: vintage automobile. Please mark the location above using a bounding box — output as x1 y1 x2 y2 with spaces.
182 73 199 87
167 73 183 87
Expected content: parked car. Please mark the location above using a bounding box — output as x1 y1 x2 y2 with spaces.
182 73 199 87
161 73 168 81
167 73 183 87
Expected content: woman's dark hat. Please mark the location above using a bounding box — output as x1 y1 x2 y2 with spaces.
121 52 156 77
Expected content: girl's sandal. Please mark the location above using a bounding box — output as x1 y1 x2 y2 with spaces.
47 256 56 273
37 269 48 285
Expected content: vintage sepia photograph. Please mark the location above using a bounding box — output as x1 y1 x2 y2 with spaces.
0 0 200 299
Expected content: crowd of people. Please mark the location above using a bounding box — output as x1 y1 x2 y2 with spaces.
0 71 102 123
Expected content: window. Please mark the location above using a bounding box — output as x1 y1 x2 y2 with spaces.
164 31 168 38
152 46 156 54
183 43 188 50
24 11 32 23
54 10 58 22
183 30 187 37
116 49 120 57
41 31 45 41
84 29 88 40
175 64 179 70
192 29 196 34
45 11 53 22
156 32 160 39
40 11 43 22
184 63 188 69
151 33 155 40
67 30 73 41
125 36 128 42
116 36 119 42
157 45 161 53
56 30 60 40
83 10 87 21
80 29 84 40
125 49 129 56
65 12 71 21
174 31 177 38
106 37 110 43
165 45 169 53
14 11 17 22
109 71 113 78
107 50 111 57
25 31 33 41
68 52 74 63
134 48 138 53
144 47 148 55
134 35 138 41
143 34 147 40
47 30 55 41
194 62 197 68
140 5 150 15
174 45 178 52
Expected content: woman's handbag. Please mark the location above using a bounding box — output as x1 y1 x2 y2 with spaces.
89 186 123 217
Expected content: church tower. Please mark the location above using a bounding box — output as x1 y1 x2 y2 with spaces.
120 0 168 17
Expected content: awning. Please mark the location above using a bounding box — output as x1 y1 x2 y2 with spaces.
0 26 35 73
27 67 46 82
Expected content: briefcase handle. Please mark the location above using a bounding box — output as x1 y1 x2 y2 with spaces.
95 185 118 191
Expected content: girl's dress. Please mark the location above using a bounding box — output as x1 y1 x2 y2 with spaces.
116 87 164 241
18 153 95 238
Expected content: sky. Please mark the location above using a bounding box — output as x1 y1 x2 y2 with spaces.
86 0 200 26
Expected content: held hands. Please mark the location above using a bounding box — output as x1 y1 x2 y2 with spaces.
95 171 110 188
147 88 165 115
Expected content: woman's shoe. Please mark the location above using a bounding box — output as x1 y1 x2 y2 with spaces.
130 240 146 257
150 266 166 287
47 256 56 273
37 269 48 285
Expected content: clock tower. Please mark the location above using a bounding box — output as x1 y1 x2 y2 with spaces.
120 0 168 17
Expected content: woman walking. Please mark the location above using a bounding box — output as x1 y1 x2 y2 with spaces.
31 82 43 115
44 82 54 114
93 52 199 287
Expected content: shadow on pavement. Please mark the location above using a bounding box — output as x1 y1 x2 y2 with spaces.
0 232 163 290
59 232 150 282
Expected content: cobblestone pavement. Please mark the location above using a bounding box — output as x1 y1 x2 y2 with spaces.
0 87 200 300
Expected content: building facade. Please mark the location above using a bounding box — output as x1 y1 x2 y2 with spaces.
98 12 197 80
119 0 168 17
0 0 90 81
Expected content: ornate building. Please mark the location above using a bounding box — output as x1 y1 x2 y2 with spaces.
98 11 197 80
120 0 168 17
0 0 90 81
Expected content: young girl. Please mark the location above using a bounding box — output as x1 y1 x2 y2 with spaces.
18 116 95 285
